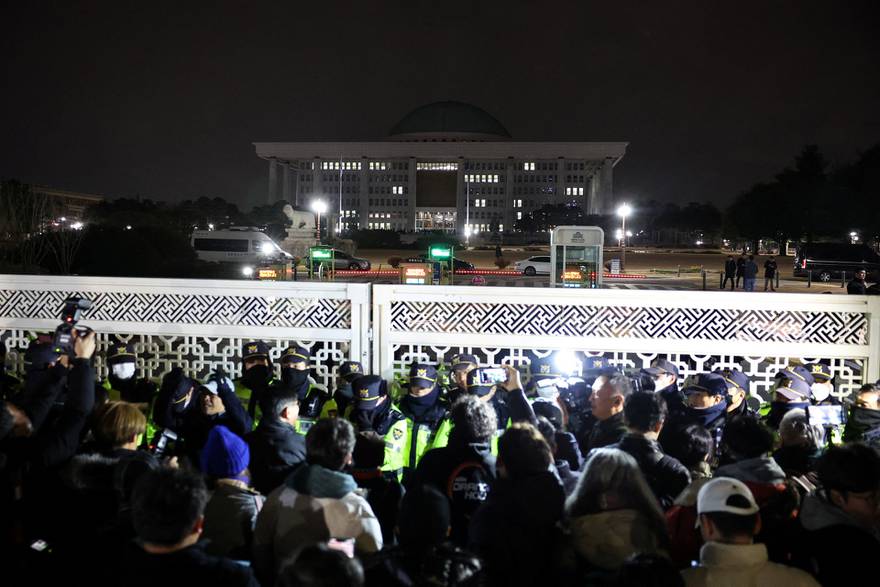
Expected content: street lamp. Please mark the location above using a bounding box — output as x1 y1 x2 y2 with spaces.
850 231 859 244
312 200 328 244
617 203 632 272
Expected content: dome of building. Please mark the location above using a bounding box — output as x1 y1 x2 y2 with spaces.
389 101 510 140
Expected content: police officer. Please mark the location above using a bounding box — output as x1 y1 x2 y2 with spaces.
398 363 452 484
279 345 334 434
100 341 157 407
445 353 478 404
0 340 22 400
235 340 272 420
149 367 198 451
763 367 813 430
334 360 364 417
680 372 730 455
807 363 837 405
526 356 562 399
714 367 756 420
641 358 685 415
349 374 407 478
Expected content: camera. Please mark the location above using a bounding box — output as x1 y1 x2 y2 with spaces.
53 297 92 357
151 428 179 457
625 369 656 393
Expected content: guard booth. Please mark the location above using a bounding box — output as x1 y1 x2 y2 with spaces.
550 226 604 288
427 244 455 285
399 263 433 285
308 246 335 280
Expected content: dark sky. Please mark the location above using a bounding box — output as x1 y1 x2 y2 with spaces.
2 1 878 211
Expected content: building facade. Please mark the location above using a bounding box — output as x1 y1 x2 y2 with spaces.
254 102 626 235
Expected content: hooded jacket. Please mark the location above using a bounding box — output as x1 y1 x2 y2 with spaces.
795 492 880 587
245 417 306 495
468 470 565 587
682 542 819 586
252 463 382 586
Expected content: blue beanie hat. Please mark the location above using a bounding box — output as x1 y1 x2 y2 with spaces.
200 425 250 479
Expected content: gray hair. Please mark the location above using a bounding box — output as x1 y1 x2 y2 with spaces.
779 408 824 450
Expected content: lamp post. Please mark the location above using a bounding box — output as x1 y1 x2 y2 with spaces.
617 203 632 272
312 200 327 244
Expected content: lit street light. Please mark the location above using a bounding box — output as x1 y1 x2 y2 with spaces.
617 203 632 272
312 200 328 244
850 231 860 244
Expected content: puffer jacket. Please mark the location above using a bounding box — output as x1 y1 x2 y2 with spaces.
682 542 819 586
567 509 668 571
201 482 264 560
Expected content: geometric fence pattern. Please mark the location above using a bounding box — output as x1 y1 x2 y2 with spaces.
391 343 866 402
390 301 869 345
0 289 351 329
0 328 349 389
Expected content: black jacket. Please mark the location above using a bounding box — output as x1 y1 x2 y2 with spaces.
847 278 867 295
412 437 496 546
657 383 686 416
579 411 627 454
364 542 483 587
119 542 259 587
612 433 690 509
182 387 252 468
245 418 306 495
555 429 583 471
724 259 737 276
468 470 565 587
353 468 404 546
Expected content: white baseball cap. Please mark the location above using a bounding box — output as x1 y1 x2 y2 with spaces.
697 477 759 517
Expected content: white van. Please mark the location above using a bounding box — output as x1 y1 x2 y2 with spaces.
191 227 293 264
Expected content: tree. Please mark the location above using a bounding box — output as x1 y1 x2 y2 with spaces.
0 179 50 271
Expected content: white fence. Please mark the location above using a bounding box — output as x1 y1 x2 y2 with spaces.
0 275 371 388
373 284 880 401
2 275 879 401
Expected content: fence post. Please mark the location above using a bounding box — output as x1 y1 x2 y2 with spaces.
841 271 846 288
677 265 681 277
702 271 707 291
807 270 812 288
719 272 723 289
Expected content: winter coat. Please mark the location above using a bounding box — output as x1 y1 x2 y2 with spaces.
772 445 820 478
724 259 737 276
681 541 819 586
794 492 880 587
555 429 583 471
353 468 404 546
121 542 259 587
847 278 867 295
245 418 306 494
715 455 786 485
579 411 627 454
744 260 759 279
252 463 382 585
665 461 713 568
735 256 746 275
612 433 690 509
411 438 496 546
567 509 668 571
657 382 687 416
468 470 565 587
201 482 264 560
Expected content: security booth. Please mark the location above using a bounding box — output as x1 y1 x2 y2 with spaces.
400 263 433 285
308 246 335 279
550 226 604 288
427 244 455 285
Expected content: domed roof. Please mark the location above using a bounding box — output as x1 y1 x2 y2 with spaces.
389 101 510 140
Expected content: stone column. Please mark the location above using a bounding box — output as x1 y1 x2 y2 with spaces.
282 164 291 202
408 157 417 231
456 158 466 235
267 159 278 205
359 160 369 229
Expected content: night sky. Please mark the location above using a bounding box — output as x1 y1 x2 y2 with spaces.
2 1 878 210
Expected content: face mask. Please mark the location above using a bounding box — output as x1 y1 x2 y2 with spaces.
242 364 270 388
111 363 136 381
811 382 832 403
281 367 310 394
685 400 728 427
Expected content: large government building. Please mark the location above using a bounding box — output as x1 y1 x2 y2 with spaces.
254 102 627 234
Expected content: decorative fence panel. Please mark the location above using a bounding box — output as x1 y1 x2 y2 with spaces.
374 285 880 402
0 275 371 388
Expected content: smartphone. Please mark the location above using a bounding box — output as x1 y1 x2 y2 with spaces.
476 367 507 386
807 405 844 426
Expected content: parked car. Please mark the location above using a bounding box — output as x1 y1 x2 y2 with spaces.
402 255 475 271
191 227 293 264
307 249 371 270
793 243 880 282
514 255 552 276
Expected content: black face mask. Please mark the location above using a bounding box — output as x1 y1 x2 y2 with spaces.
281 368 310 397
242 364 270 389
685 400 728 428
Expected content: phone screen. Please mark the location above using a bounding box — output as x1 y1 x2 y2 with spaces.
477 367 507 385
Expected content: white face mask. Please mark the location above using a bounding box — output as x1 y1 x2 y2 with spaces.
811 382 832 403
111 363 136 381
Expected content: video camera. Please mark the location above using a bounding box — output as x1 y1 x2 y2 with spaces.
625 369 656 393
53 297 92 357
151 428 179 457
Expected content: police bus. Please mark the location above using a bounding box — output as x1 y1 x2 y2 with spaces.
190 227 293 264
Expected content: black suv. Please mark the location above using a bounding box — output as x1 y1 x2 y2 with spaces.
793 243 880 282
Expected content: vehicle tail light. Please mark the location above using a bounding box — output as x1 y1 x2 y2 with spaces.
801 259 807 269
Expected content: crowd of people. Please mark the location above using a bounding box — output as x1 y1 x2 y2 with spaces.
2 332 880 586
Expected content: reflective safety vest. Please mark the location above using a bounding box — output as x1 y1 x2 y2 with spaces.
102 379 122 402
296 390 338 435
381 409 409 477
401 416 452 473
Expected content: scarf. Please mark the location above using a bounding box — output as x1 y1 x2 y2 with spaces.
400 387 441 421
685 400 728 429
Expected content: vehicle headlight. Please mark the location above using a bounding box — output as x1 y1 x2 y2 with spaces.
242 266 254 277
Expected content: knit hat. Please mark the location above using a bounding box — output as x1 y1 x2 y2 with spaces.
200 425 250 479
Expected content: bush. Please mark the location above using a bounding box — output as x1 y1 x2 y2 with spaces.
72 226 199 277
348 229 401 249
494 257 510 269
413 233 462 252
387 257 402 268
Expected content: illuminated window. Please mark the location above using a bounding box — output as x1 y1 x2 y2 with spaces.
417 162 458 171
516 211 522 220
523 162 536 171
514 199 523 208
369 162 387 170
